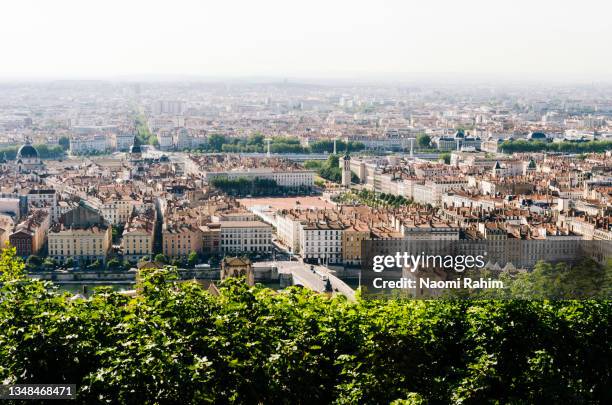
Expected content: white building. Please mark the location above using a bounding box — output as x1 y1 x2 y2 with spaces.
70 134 109 154
275 212 302 253
112 133 135 151
220 221 272 254
99 199 136 225
205 168 315 188
299 221 344 264
156 129 174 151
27 189 58 222
151 100 185 115
174 128 192 150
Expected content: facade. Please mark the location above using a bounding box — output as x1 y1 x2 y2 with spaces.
9 210 50 257
48 204 112 264
275 211 302 253
174 128 192 150
342 225 370 266
220 221 272 254
151 100 185 115
162 223 203 258
435 133 481 151
156 129 174 151
27 189 58 222
121 208 156 262
299 221 344 264
70 134 109 154
205 168 315 188
112 133 135 151
221 256 254 286
48 226 112 264
201 224 221 255
100 199 135 225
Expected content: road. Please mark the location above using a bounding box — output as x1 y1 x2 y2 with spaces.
262 260 356 301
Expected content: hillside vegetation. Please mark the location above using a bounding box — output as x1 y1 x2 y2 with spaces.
0 247 609 404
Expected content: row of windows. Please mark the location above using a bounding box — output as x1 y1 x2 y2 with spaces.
222 246 269 252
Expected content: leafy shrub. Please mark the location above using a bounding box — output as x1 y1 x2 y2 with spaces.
0 247 609 403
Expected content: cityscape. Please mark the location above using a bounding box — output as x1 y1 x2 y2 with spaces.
0 80 610 296
0 0 610 403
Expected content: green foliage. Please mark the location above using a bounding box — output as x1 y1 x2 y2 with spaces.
196 134 364 155
135 115 156 146
336 189 413 208
440 152 451 164
207 134 226 152
0 144 64 160
500 139 612 154
309 140 365 154
304 160 324 170
154 253 168 264
87 259 102 270
0 246 27 281
210 177 311 197
58 136 70 151
203 134 307 154
416 133 431 148
187 251 199 267
508 259 612 299
0 250 609 403
26 254 42 271
315 154 344 183
42 257 56 270
111 224 124 244
106 258 121 270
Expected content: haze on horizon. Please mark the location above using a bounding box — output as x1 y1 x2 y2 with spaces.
2 0 611 82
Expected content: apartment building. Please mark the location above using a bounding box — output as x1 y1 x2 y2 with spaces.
275 210 302 253
122 208 156 262
9 209 50 256
70 134 109 154
100 198 135 225
48 204 112 264
299 221 343 264
112 133 135 151
48 225 112 264
162 223 203 258
220 221 272 254
342 224 370 266
27 189 58 221
201 224 221 255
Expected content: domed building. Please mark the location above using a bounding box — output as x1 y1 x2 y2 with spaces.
16 140 44 173
528 131 549 141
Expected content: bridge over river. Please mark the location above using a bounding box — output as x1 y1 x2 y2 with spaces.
31 260 357 301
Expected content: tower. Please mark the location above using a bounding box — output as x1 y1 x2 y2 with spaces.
341 141 351 188
524 159 537 175
265 138 272 157
492 161 502 178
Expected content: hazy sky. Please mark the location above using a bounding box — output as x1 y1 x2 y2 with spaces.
2 0 611 80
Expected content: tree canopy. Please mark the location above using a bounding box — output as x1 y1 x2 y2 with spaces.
0 246 609 403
